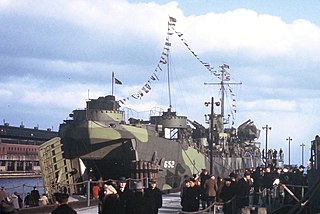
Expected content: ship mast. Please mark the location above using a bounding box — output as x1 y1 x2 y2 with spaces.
204 65 242 126
220 68 225 119
166 36 172 110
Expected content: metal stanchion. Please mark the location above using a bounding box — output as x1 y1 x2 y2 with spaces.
87 180 91 207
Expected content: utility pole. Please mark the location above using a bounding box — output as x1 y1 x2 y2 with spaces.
262 125 272 166
300 143 305 166
286 137 293 166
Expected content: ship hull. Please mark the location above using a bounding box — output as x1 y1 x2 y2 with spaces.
60 120 259 190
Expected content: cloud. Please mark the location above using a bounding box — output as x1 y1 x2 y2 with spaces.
0 0 320 165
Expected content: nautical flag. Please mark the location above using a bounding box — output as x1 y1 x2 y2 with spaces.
223 64 230 69
115 78 122 85
144 83 151 90
169 16 177 22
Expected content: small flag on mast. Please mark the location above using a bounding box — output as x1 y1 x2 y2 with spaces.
114 77 122 85
111 72 122 96
169 16 177 23
112 72 122 85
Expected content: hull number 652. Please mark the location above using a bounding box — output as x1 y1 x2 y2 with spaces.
164 161 175 168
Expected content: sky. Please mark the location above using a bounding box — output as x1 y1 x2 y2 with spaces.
1 0 320 166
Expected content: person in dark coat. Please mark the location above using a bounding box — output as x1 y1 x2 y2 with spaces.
116 177 134 214
280 167 293 204
51 193 77 214
235 171 252 211
23 192 30 208
293 165 307 200
188 178 201 212
251 166 263 205
180 179 191 212
262 166 276 205
30 186 40 207
131 181 150 214
220 178 235 214
199 169 209 209
101 184 120 214
144 179 162 214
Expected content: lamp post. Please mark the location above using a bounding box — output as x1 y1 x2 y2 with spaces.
300 143 305 166
205 97 214 175
204 97 221 175
286 137 292 166
262 125 272 166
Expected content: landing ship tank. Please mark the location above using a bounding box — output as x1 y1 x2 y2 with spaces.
40 18 262 193
57 93 261 191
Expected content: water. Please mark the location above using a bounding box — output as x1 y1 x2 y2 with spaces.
0 177 43 197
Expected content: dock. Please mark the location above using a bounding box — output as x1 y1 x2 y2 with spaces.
76 192 182 214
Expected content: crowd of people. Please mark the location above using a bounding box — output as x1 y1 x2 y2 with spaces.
0 162 308 214
94 177 163 214
0 186 50 213
180 164 308 213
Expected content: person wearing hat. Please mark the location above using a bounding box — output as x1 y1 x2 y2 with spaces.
144 179 162 214
204 175 217 209
220 178 235 214
199 169 209 209
101 185 120 214
30 186 40 207
262 166 276 205
184 177 201 212
228 172 238 199
235 171 252 211
131 181 149 214
293 165 307 200
180 178 192 212
251 166 263 206
116 177 134 214
52 193 76 214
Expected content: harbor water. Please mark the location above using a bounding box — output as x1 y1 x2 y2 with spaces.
0 177 44 197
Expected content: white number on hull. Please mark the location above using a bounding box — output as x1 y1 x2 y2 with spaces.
164 161 175 168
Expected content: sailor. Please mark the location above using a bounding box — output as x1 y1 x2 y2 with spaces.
52 193 77 214
116 177 134 214
144 179 163 214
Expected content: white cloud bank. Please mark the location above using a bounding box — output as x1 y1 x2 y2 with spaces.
1 0 320 165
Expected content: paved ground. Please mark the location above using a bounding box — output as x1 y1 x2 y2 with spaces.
75 192 182 214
